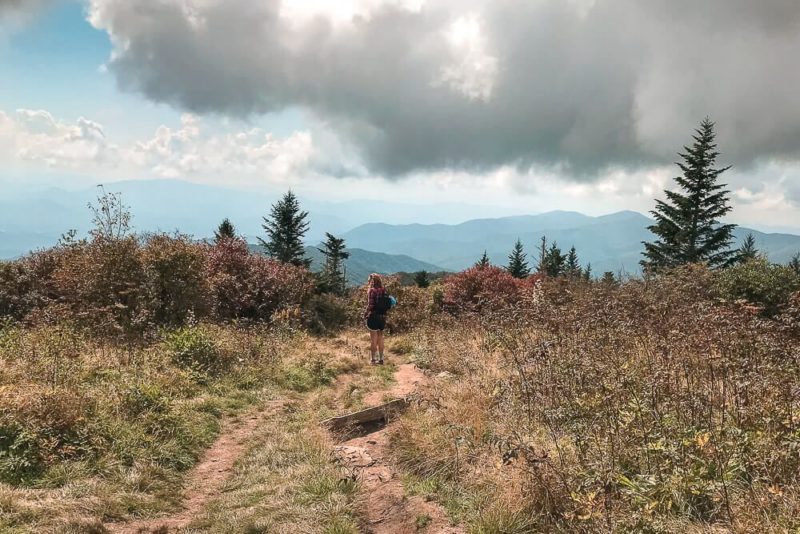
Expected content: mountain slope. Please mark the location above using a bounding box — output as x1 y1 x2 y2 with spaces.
303 247 447 286
342 211 800 274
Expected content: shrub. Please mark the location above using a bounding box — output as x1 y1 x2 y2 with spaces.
304 293 350 335
442 266 536 314
165 325 230 376
141 233 209 325
205 238 313 321
715 258 800 316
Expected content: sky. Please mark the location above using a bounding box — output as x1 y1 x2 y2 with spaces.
1 0 799 231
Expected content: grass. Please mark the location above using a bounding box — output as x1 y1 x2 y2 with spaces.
0 323 298 532
187 399 361 533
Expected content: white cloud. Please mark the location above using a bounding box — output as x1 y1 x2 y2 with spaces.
0 108 316 184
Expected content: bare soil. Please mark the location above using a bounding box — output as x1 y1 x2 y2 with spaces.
334 363 464 534
106 400 283 534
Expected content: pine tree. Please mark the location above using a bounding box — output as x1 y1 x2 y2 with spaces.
413 270 431 288
537 236 548 273
543 242 566 277
565 246 581 277
737 233 759 263
583 263 592 281
317 233 350 295
506 239 530 278
475 250 491 269
259 191 311 267
214 218 237 242
642 118 736 271
601 271 617 285
789 253 800 275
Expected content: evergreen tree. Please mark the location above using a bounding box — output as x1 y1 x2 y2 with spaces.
642 118 736 271
583 263 592 281
789 253 800 275
317 233 350 295
543 242 566 277
506 239 530 278
537 236 548 273
601 271 617 285
214 218 237 242
736 233 759 263
259 191 311 267
413 270 431 288
476 250 491 269
565 246 581 277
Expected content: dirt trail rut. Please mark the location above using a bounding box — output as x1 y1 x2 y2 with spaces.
334 363 463 534
107 400 282 534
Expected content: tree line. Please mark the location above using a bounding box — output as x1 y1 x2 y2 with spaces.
215 118 797 293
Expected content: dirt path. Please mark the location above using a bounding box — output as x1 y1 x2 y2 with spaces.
333 363 464 534
107 400 283 534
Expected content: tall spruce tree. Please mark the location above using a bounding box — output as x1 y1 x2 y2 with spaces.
317 233 350 295
214 218 237 242
476 250 491 269
642 118 736 270
543 242 566 277
565 246 581 277
506 239 530 278
737 233 759 263
259 191 311 267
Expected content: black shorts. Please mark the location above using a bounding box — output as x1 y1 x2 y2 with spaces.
366 314 386 331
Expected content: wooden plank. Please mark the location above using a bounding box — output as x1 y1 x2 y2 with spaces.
321 398 409 430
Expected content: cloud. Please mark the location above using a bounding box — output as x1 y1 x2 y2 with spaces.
0 108 316 182
84 0 800 178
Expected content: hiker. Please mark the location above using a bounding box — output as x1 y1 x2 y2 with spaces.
364 273 390 365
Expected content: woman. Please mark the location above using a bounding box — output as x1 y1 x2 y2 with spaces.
364 273 387 365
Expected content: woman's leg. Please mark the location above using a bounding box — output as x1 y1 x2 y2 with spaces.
369 330 378 362
377 331 385 362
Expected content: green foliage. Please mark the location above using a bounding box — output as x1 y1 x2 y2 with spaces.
506 239 530 279
165 325 229 376
642 118 736 270
258 191 311 267
565 246 581 277
715 257 800 316
542 241 566 277
304 293 350 335
317 233 350 295
736 232 759 263
413 270 431 288
476 250 490 269
281 360 336 392
214 218 237 242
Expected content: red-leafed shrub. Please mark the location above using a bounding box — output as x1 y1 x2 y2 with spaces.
443 266 541 313
205 238 313 321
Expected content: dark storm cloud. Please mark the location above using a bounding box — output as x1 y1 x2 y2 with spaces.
88 0 800 178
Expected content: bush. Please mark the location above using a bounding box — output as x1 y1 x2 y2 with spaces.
442 266 537 314
141 234 209 325
715 258 800 316
304 293 350 335
165 325 231 376
205 238 313 321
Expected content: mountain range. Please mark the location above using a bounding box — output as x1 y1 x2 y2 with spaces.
1 180 799 276
342 211 800 274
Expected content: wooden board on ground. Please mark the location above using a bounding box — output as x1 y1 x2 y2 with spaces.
321 398 409 431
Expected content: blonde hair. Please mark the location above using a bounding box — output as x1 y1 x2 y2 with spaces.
367 273 383 289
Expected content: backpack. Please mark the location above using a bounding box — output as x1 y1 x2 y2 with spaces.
374 292 394 314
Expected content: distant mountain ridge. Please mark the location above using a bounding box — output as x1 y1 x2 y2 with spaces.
246 244 447 285
342 211 800 274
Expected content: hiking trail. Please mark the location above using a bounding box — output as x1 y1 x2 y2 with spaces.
332 361 464 534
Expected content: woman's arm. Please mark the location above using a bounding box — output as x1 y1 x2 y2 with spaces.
364 288 375 319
